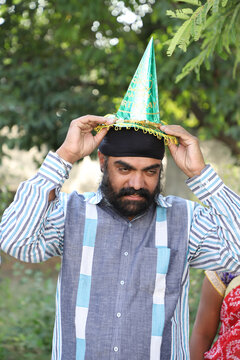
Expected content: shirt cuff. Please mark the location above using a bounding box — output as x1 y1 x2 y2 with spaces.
38 151 72 186
186 165 224 202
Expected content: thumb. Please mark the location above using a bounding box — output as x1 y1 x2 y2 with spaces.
93 127 109 147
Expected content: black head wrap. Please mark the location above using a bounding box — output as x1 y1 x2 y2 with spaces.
98 128 165 160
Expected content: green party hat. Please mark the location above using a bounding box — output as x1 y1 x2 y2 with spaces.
95 38 177 144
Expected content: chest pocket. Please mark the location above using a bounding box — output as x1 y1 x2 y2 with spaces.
139 247 171 296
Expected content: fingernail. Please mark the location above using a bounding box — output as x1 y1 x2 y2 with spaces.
106 115 115 120
106 118 115 124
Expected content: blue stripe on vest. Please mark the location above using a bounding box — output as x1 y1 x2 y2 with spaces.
156 206 167 223
152 304 165 336
76 274 92 308
75 201 98 360
157 247 171 274
83 219 97 247
150 206 170 359
76 338 86 360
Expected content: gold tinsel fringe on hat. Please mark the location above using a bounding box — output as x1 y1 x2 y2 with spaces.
94 120 178 145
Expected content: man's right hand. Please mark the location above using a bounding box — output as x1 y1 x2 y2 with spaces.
56 115 114 164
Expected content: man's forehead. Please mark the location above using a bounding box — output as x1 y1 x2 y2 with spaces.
109 156 162 168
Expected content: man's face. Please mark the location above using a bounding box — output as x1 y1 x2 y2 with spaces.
99 155 162 218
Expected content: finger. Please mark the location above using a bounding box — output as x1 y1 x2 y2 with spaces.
76 115 115 126
167 141 178 157
161 125 197 146
72 117 104 131
105 117 116 125
78 115 106 123
93 127 109 147
72 116 115 133
161 125 189 138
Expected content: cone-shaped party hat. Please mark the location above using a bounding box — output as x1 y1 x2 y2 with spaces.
95 38 177 144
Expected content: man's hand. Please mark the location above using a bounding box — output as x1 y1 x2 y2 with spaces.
56 115 114 164
160 125 206 178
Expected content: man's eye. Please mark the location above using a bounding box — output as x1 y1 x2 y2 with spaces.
119 167 130 173
146 169 157 176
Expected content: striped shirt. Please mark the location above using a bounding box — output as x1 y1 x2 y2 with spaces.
1 151 240 359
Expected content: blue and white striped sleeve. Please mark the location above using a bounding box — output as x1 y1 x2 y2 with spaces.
187 165 240 272
0 151 72 263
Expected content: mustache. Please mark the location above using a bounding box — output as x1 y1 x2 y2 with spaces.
117 187 151 200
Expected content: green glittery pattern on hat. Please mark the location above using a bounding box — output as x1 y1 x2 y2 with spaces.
95 38 177 145
116 37 160 124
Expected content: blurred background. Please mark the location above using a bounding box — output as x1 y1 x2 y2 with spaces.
0 0 239 359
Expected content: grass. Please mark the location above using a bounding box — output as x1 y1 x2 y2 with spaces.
0 255 60 360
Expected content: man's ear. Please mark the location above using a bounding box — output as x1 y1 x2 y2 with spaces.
98 151 105 172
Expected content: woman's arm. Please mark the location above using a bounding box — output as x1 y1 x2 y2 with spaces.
190 275 223 360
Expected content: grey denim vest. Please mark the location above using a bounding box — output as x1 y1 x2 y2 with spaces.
59 191 189 360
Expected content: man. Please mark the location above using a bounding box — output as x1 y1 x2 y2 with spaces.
1 39 240 360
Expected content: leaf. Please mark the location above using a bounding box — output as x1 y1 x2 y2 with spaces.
191 19 203 40
174 0 202 5
167 19 191 56
175 49 208 82
166 8 193 20
204 57 211 70
233 48 240 78
227 2 240 34
200 0 214 24
166 10 178 18
221 0 228 7
212 0 220 13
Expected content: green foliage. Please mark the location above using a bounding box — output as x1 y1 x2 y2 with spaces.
0 261 57 360
0 175 14 217
0 0 145 158
189 268 205 334
0 3 239 353
167 0 240 81
0 0 239 161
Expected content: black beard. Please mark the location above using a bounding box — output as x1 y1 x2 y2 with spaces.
100 161 162 218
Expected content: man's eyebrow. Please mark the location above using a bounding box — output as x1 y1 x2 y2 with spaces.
143 164 161 171
114 160 135 170
114 160 161 171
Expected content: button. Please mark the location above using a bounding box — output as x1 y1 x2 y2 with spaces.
57 170 64 176
200 180 210 187
114 346 119 352
117 312 121 318
124 252 128 256
120 280 125 285
128 223 132 228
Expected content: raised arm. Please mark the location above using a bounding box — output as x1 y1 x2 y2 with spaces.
190 275 223 360
0 153 71 262
0 115 114 262
56 115 113 163
161 125 240 272
49 114 114 201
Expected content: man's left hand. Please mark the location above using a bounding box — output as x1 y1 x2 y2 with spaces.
160 125 206 178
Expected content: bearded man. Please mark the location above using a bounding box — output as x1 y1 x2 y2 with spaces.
1 39 240 360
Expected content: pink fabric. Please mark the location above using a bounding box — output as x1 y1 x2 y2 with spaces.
204 285 240 359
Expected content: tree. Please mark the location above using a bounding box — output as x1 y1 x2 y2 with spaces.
0 0 239 161
165 0 240 159
167 0 240 81
1 0 159 158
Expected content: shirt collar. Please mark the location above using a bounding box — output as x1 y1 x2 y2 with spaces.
84 188 172 208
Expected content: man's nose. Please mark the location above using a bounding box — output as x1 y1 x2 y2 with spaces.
128 173 144 190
